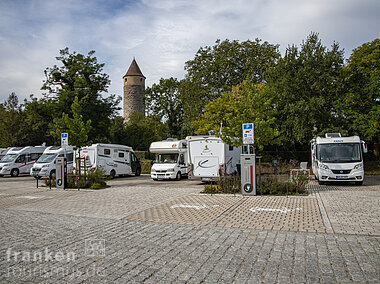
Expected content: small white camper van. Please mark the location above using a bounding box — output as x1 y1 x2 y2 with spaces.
149 139 188 180
30 146 74 179
76 144 141 178
186 135 241 181
311 133 367 185
0 146 46 177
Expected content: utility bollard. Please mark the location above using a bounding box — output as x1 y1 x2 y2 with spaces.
49 176 52 190
36 175 39 188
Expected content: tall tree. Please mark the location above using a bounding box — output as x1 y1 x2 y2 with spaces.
266 32 345 148
193 81 279 149
340 39 380 156
0 93 27 147
50 96 92 148
182 38 280 121
144 77 184 138
41 48 121 142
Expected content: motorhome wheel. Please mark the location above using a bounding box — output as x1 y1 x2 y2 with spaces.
110 170 116 179
355 181 363 186
135 168 141 176
176 172 181 181
50 170 56 180
10 169 19 177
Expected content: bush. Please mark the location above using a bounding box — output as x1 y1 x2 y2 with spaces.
66 168 108 189
201 174 241 194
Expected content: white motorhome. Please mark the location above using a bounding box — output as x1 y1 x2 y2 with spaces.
30 146 74 179
150 139 188 180
311 133 367 185
186 135 241 181
75 144 141 178
0 148 9 160
0 146 46 177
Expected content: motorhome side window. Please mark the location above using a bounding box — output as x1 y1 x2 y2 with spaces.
30 153 40 161
119 152 124 158
131 153 137 162
16 155 25 163
179 154 184 164
104 149 111 155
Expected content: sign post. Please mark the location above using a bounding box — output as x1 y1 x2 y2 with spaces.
61 133 68 148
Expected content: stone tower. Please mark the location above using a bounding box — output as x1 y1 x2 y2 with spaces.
123 59 146 122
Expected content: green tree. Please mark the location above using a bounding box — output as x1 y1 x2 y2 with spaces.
340 39 380 156
42 48 120 142
50 96 92 148
124 113 169 150
144 77 184 137
0 93 27 147
22 95 55 146
183 38 280 121
266 32 345 148
193 81 279 149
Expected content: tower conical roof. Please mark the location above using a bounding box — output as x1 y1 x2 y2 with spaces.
123 58 146 78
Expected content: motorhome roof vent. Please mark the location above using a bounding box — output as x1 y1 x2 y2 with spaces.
166 138 177 141
325 133 342 138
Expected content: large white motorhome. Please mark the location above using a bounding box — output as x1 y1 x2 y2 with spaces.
149 139 188 180
75 144 141 178
186 135 241 181
30 146 74 179
311 133 367 185
0 146 46 177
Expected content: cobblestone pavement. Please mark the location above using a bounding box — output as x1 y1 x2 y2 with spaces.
0 175 379 282
309 177 380 236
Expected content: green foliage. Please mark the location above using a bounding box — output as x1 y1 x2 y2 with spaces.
202 175 241 194
193 81 279 149
266 32 345 147
42 48 121 142
144 77 185 137
50 96 92 148
339 39 380 156
0 93 27 147
124 113 169 150
182 38 280 121
66 168 107 189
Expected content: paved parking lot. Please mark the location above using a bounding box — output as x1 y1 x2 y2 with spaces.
0 174 379 282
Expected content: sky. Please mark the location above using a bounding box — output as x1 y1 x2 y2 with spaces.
0 0 379 111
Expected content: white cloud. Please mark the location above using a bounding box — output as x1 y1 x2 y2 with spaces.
0 0 379 109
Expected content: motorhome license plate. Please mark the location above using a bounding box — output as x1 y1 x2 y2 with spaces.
336 176 348 180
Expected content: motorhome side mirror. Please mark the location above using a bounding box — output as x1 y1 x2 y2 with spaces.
362 141 368 154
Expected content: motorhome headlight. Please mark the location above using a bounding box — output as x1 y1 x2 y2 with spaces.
2 164 9 167
319 163 329 170
353 164 363 170
167 168 174 172
41 164 50 168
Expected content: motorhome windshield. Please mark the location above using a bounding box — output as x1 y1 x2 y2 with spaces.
318 143 362 163
37 153 57 163
157 154 179 164
1 154 17 163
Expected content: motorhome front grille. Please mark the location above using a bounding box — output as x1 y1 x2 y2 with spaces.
156 170 167 173
331 169 351 174
32 168 41 172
